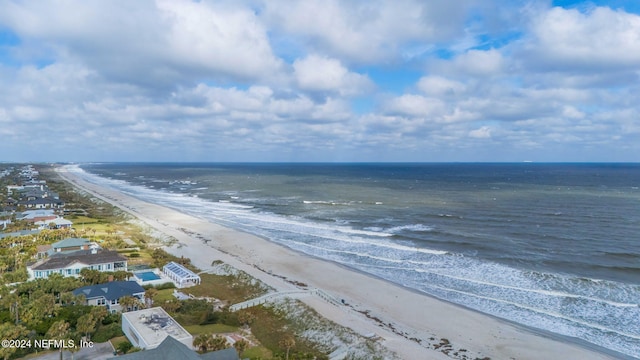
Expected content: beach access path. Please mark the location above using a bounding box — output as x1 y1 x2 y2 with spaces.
55 166 617 360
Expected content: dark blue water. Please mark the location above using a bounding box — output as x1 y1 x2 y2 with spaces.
73 163 640 357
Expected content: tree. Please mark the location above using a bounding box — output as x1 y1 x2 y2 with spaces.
0 323 28 360
90 306 108 325
234 339 249 355
210 335 229 351
112 270 132 281
193 333 211 353
279 335 296 360
46 320 70 360
80 268 102 284
76 313 95 340
161 299 182 313
144 288 158 308
119 296 140 312
60 291 76 306
237 310 256 328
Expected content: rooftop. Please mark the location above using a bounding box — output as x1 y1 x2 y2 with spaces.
30 249 126 270
51 237 90 249
108 336 239 360
122 307 192 349
164 261 200 280
73 281 145 301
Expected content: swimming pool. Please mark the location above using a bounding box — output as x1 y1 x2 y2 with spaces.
135 271 161 281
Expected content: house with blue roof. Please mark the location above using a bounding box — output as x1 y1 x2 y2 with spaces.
73 280 145 313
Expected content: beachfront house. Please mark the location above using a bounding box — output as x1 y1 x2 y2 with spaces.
73 281 145 313
27 249 127 280
162 261 201 288
34 217 73 230
108 334 240 360
17 209 57 222
121 307 193 350
48 237 95 254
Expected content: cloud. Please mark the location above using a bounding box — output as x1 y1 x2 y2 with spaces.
1 1 640 162
518 6 640 72
469 126 492 139
292 54 373 96
417 76 466 96
0 0 283 88
262 0 475 63
384 94 446 118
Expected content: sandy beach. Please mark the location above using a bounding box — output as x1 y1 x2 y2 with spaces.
55 166 619 360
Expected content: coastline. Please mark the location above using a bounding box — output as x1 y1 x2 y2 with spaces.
54 166 621 360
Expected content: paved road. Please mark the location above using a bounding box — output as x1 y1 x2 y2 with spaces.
26 341 114 360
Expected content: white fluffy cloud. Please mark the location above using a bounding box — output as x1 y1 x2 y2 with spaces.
1 1 639 161
0 0 283 86
293 55 372 96
519 6 640 71
262 0 475 63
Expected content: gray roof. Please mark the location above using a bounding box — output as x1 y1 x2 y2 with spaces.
18 209 55 219
73 281 145 301
108 336 240 360
30 250 126 270
0 230 40 240
52 237 89 249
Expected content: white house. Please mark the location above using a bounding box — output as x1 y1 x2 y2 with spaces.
27 249 127 280
121 307 193 350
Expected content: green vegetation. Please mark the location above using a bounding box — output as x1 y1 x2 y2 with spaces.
246 305 329 360
187 272 269 304
0 166 344 359
183 323 238 335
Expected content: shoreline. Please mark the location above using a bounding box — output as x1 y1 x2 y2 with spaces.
54 165 623 360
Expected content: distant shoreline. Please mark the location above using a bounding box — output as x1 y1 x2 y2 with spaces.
55 164 625 360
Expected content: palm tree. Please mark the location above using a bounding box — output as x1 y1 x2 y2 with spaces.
113 270 132 281
144 288 158 308
118 296 140 312
60 291 75 306
0 323 28 360
90 306 108 324
279 335 296 360
46 320 70 360
76 313 95 341
209 335 229 351
193 333 211 352
161 299 181 313
233 339 249 355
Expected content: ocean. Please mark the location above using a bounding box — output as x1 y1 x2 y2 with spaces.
71 163 640 358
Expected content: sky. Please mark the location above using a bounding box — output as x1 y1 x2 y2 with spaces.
0 0 639 162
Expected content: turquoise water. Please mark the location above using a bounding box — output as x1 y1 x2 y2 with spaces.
135 271 161 281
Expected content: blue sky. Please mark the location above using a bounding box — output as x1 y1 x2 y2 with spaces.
0 0 639 162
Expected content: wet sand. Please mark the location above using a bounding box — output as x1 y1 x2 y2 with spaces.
56 166 618 360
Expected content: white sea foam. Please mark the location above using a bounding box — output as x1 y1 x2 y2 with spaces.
65 164 640 358
386 224 434 233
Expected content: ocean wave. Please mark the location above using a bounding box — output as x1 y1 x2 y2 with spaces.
386 224 434 233
68 164 640 358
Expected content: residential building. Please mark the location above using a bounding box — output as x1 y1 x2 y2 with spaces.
48 237 94 254
34 217 73 229
121 307 193 350
27 249 127 279
108 336 240 360
73 281 145 313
